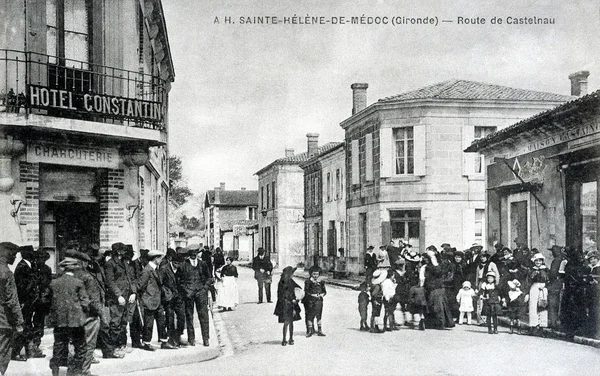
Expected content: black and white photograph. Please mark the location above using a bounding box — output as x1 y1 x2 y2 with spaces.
1 0 599 375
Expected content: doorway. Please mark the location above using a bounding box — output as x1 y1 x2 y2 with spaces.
508 192 530 249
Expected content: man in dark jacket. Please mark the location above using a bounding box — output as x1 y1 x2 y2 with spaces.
178 245 212 346
253 248 273 303
364 246 378 284
104 242 136 357
49 256 90 376
126 246 145 349
548 245 566 329
137 250 169 351
12 245 39 361
159 249 186 348
0 242 23 376
201 246 216 301
31 248 52 358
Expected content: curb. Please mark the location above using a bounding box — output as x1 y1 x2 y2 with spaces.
497 316 600 348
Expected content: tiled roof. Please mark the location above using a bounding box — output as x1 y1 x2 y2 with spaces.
379 79 574 103
465 90 600 152
255 142 343 175
299 142 345 168
206 190 258 207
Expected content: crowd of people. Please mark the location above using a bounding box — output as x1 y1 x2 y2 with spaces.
359 240 600 338
0 241 239 376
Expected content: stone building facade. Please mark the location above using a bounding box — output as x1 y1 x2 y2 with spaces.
466 72 597 258
0 0 174 271
341 80 573 275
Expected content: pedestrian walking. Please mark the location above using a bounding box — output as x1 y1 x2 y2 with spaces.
216 257 239 311
526 253 549 333
179 245 212 347
274 266 302 346
0 242 23 376
303 266 326 337
11 245 38 361
456 281 476 325
48 256 90 376
357 282 370 331
252 248 273 304
138 250 169 351
159 248 187 348
479 271 501 334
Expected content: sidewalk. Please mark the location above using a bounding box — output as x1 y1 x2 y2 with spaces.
8 310 221 375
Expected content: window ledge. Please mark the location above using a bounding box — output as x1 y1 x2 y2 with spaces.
465 174 485 181
384 175 422 183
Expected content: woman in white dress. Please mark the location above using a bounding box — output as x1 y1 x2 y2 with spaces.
216 257 239 311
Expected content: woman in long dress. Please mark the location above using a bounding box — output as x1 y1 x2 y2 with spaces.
216 257 239 311
526 253 549 333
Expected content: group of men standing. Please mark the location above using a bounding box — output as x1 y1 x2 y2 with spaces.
0 241 218 376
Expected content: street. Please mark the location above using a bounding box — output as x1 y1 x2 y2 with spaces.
127 265 600 376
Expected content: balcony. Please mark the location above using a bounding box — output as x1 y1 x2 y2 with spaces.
0 49 169 146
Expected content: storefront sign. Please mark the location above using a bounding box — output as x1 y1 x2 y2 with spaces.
27 143 120 169
28 85 164 123
527 121 600 152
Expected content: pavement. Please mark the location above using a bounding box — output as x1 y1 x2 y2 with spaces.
7 307 221 375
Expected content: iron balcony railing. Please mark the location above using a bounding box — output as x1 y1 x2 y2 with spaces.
0 49 168 131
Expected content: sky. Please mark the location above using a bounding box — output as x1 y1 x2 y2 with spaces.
162 0 600 197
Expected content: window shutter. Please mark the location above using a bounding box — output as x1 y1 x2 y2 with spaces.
463 208 475 248
365 133 373 181
379 128 393 178
351 140 359 185
381 221 391 245
463 126 475 176
418 220 426 254
413 126 426 176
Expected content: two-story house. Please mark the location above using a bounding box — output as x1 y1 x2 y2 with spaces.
204 183 258 261
342 81 572 275
0 0 174 270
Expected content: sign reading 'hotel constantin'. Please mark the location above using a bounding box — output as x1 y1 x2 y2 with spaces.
27 142 120 169
27 85 164 123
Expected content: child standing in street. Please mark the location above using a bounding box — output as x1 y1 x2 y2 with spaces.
274 266 302 346
479 271 501 334
303 266 327 337
506 279 526 334
409 284 427 330
369 270 386 333
456 281 477 325
358 282 370 331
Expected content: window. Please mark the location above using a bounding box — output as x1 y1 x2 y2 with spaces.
327 172 331 202
390 210 421 250
475 209 484 245
47 0 90 67
261 186 264 210
581 181 597 253
335 169 341 200
327 221 336 256
474 126 496 173
248 207 257 220
314 175 319 206
394 127 414 175
271 182 276 208
266 184 270 209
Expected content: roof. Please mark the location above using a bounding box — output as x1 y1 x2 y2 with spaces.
255 142 343 175
205 190 258 207
379 79 573 103
465 90 600 152
299 142 345 168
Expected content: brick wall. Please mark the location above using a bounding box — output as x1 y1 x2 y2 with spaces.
138 175 145 247
99 169 125 248
19 162 39 246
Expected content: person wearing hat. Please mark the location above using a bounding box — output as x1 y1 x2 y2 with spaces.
369 269 386 333
547 245 566 329
506 279 526 334
136 250 169 351
104 242 136 357
473 252 499 325
68 249 105 373
303 266 327 337
364 246 378 284
252 248 273 304
11 245 39 361
526 253 549 333
30 248 52 359
560 246 588 338
49 256 89 376
0 242 23 376
273 266 302 346
127 247 148 350
584 250 600 338
456 281 476 325
179 244 212 347
479 271 501 334
422 247 455 330
159 249 187 348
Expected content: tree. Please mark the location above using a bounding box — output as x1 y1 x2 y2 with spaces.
169 155 192 208
180 215 201 231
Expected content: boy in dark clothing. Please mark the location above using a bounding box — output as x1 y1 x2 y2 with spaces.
358 282 370 331
303 266 327 337
409 285 427 330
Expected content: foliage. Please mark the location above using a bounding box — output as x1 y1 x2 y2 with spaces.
180 215 201 231
169 155 192 208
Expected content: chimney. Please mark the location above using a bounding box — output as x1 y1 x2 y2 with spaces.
214 187 220 204
285 148 295 157
569 71 590 96
351 83 369 115
241 187 246 190
306 133 319 158
220 182 226 191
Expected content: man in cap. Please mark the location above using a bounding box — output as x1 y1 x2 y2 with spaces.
137 250 169 351
0 242 23 376
11 245 39 361
104 242 135 357
252 247 273 303
31 248 53 358
178 244 212 347
159 248 187 348
49 255 89 376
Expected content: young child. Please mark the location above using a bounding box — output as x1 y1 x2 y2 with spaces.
456 281 477 325
479 271 501 334
358 282 370 331
303 266 327 337
273 266 302 346
409 284 427 330
506 279 526 334
369 270 386 333
381 269 398 331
